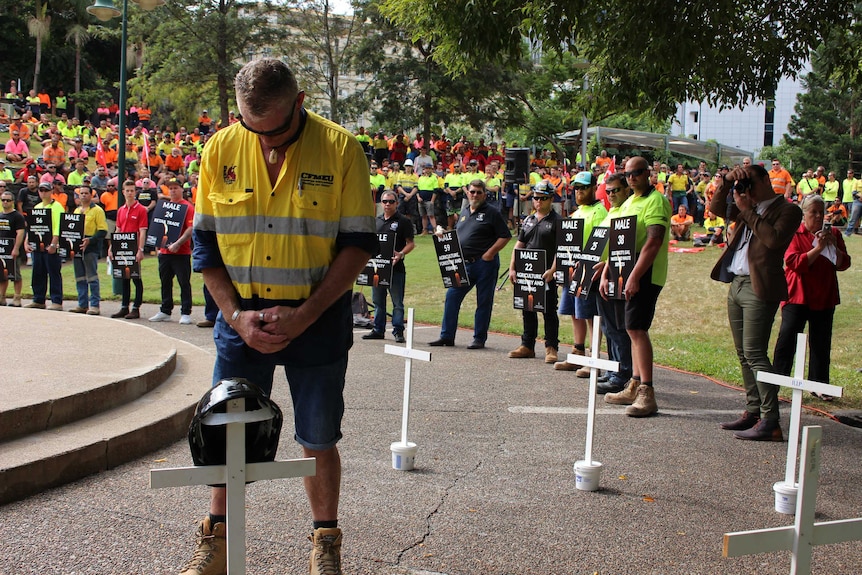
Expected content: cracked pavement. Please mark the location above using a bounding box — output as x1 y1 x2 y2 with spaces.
1 306 861 574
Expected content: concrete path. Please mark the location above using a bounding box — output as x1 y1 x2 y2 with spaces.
1 299 860 574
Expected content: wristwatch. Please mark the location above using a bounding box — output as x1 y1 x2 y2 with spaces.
230 309 242 323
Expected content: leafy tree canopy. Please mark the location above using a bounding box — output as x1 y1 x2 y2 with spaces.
783 51 862 174
380 0 851 119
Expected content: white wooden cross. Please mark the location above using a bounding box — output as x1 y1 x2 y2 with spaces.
150 399 316 575
563 315 619 465
384 308 432 448
757 333 843 496
723 425 862 575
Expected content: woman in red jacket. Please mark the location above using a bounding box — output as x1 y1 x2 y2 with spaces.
772 194 851 398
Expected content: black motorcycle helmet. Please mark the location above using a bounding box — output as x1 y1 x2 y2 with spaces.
188 378 283 467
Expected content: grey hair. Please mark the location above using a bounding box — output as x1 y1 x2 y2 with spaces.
801 194 825 213
380 190 398 202
235 58 299 118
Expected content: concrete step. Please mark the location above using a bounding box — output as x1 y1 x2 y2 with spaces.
0 337 213 505
0 339 177 443
0 308 183 443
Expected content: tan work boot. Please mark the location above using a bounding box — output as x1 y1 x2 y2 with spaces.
605 378 640 405
178 517 226 575
554 347 583 370
626 384 657 417
11 295 22 307
576 366 601 378
508 345 535 359
309 527 342 575
544 346 558 363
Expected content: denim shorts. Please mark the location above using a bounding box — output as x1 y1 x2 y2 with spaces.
212 350 347 451
558 288 599 319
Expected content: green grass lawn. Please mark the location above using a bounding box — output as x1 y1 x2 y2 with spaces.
6 129 859 408
8 218 862 412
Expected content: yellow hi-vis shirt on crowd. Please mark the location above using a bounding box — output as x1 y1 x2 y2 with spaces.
194 111 375 301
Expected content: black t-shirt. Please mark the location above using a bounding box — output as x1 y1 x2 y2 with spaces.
455 201 511 259
137 188 156 208
0 209 26 239
17 187 40 215
376 212 414 273
518 209 559 269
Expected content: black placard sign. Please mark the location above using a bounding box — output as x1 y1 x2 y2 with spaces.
569 226 610 298
111 232 140 279
555 218 583 285
59 213 85 259
0 236 16 282
513 248 547 311
145 200 188 250
606 216 637 300
27 208 52 252
433 230 470 288
356 232 396 287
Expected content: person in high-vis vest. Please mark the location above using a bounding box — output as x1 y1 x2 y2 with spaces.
190 58 376 575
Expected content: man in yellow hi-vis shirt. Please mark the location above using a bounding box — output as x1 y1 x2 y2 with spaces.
190 58 376 575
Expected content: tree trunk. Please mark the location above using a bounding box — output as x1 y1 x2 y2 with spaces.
74 41 81 118
33 37 42 93
217 0 230 128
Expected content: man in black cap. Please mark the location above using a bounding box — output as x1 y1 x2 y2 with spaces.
507 180 560 362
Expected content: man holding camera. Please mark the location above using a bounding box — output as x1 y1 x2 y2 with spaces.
710 164 801 441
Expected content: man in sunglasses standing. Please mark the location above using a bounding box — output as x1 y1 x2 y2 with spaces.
507 180 561 363
191 59 377 575
711 164 801 441
430 179 511 348
601 157 670 417
554 171 607 375
363 190 415 342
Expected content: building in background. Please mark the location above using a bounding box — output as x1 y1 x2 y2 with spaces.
673 63 809 158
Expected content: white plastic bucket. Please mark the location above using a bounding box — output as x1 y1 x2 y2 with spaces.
390 441 418 471
574 460 603 491
773 481 798 515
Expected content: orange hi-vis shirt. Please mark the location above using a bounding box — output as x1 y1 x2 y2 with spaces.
769 168 794 196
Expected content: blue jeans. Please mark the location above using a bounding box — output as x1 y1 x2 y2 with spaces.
203 283 218 322
844 200 862 235
73 251 101 309
597 296 632 385
372 269 406 335
672 193 688 213
440 255 499 343
31 250 63 305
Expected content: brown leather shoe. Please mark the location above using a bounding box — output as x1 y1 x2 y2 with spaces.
125 308 140 319
734 419 783 441
111 307 130 319
719 411 760 431
508 345 535 358
544 346 558 363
